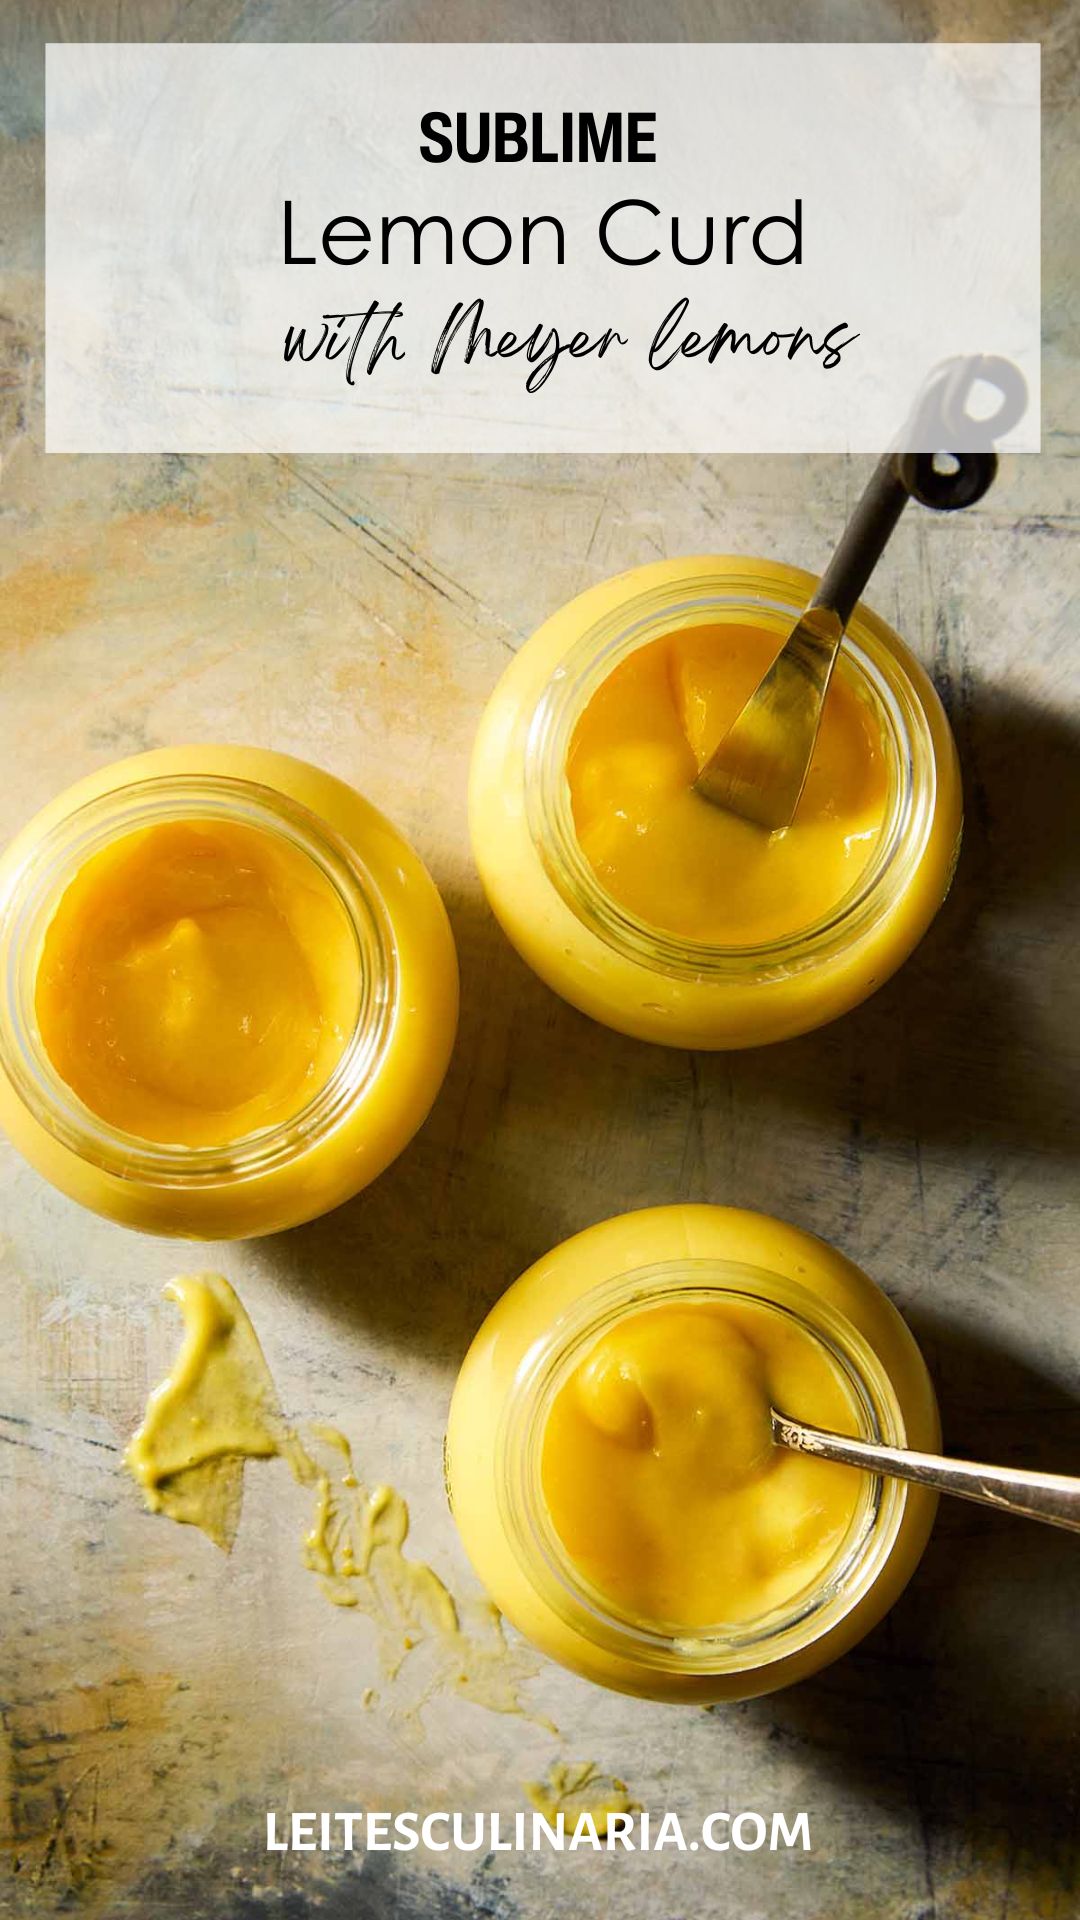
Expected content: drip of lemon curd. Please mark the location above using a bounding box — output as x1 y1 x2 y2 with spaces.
35 819 359 1146
526 1761 640 1838
541 1299 865 1631
566 624 890 945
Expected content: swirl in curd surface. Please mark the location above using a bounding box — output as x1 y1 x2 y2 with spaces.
567 623 890 945
542 1296 864 1631
35 818 359 1147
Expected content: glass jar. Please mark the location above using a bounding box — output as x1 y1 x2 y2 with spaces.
446 1205 939 1704
469 556 962 1047
0 746 458 1237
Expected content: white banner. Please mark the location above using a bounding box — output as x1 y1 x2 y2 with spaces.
45 42 1040 454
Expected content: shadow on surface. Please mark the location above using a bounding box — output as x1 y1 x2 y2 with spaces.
714 678 1080 1162
733 1314 1080 1893
259 877 600 1370
263 676 1079 1370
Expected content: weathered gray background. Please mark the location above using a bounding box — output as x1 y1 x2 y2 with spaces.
1 3 1078 1917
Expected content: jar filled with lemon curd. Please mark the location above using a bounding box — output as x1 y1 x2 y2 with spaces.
470 556 962 1047
0 746 458 1237
446 1206 939 1704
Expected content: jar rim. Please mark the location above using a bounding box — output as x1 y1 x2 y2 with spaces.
524 570 938 980
496 1256 908 1676
0 772 399 1185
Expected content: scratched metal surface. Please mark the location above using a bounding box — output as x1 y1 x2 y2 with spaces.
1 2 1078 1917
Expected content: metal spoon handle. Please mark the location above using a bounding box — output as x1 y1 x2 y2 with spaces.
811 448 999 627
810 453 910 627
772 1412 1080 1535
693 446 997 829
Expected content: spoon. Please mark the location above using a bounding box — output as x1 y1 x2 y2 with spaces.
772 1408 1080 1534
693 447 997 829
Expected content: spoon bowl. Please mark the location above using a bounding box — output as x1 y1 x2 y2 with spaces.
694 448 997 828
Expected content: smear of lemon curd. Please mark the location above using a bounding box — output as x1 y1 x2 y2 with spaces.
124 1274 540 1722
526 1761 640 1840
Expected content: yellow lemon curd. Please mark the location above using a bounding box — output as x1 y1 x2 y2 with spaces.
0 747 458 1235
469 556 963 1048
36 819 359 1148
446 1205 940 1703
566 623 889 945
542 1297 863 1631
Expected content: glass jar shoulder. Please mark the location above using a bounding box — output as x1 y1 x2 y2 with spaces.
454 1205 937 1445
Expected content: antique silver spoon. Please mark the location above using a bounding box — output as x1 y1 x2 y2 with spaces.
772 1408 1080 1533
694 448 997 829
